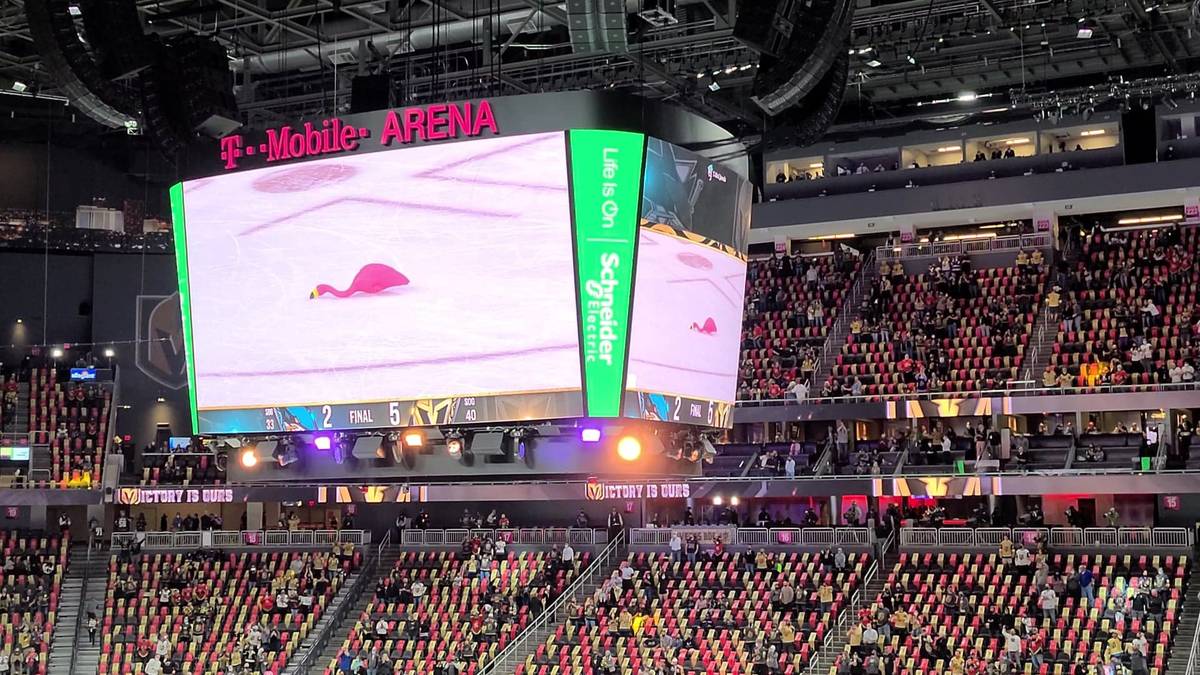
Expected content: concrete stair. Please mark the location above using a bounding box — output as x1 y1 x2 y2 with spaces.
13 382 29 436
1164 565 1200 675
1021 303 1059 386
810 252 876 392
47 548 106 675
484 541 627 674
291 548 402 675
811 548 893 674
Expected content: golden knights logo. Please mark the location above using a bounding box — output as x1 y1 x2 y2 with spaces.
585 478 605 501
135 293 187 389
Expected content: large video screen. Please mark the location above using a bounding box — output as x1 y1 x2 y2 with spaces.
625 140 750 426
172 132 584 433
172 127 750 433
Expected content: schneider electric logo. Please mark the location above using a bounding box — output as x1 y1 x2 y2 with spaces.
584 252 621 366
569 130 645 417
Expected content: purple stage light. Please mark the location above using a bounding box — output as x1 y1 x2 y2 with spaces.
581 427 601 443
313 435 332 451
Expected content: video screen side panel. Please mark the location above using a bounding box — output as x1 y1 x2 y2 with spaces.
568 129 647 418
641 137 752 251
169 182 200 433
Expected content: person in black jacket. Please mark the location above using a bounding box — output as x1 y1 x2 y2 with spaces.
606 508 624 542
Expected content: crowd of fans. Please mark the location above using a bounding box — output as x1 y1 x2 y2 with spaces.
26 367 111 488
739 249 861 402
103 543 358 675
533 546 862 675
836 540 1184 675
0 208 172 254
0 532 66 675
329 534 576 675
823 253 1043 398
1046 225 1200 391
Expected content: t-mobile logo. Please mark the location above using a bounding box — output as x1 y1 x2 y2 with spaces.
220 135 245 169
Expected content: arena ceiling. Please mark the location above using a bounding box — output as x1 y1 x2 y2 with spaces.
0 0 1197 133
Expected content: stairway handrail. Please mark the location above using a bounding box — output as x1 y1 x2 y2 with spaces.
483 531 626 674
67 541 91 675
1186 594 1200 675
294 529 388 675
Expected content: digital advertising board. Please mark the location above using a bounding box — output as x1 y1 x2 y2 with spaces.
171 112 750 435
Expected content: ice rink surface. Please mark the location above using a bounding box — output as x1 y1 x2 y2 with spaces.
626 228 746 403
180 132 582 410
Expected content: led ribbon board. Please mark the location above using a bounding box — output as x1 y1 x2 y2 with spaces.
567 129 646 417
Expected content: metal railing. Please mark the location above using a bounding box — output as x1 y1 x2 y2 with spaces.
110 529 372 550
736 379 1200 407
483 531 626 674
809 250 874 395
1186 598 1200 675
398 527 609 547
815 556 878 673
66 543 91 675
875 233 1051 261
292 529 390 675
899 526 1191 549
627 526 873 548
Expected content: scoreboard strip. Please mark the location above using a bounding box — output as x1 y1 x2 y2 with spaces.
198 391 586 434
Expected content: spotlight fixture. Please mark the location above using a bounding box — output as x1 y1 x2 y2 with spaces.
444 430 465 457
708 81 721 92
508 427 538 458
10 81 26 93
403 430 424 448
581 427 602 443
1076 18 1096 39
313 434 332 451
239 448 257 468
50 348 63 358
616 436 642 462
14 319 21 324
905 54 917 65
1164 94 1179 110
103 348 115 358
730 496 740 506
273 437 300 466
712 495 723 506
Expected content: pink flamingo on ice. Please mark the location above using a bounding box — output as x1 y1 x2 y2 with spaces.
310 263 410 299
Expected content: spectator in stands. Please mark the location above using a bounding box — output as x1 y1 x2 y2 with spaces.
668 531 682 562
1002 626 1022 667
999 534 1014 566
1039 584 1059 622
606 507 624 542
835 421 849 462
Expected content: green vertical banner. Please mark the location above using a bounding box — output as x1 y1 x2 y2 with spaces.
567 129 646 417
168 183 200 434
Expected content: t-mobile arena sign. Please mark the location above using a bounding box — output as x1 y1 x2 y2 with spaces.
218 100 499 170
